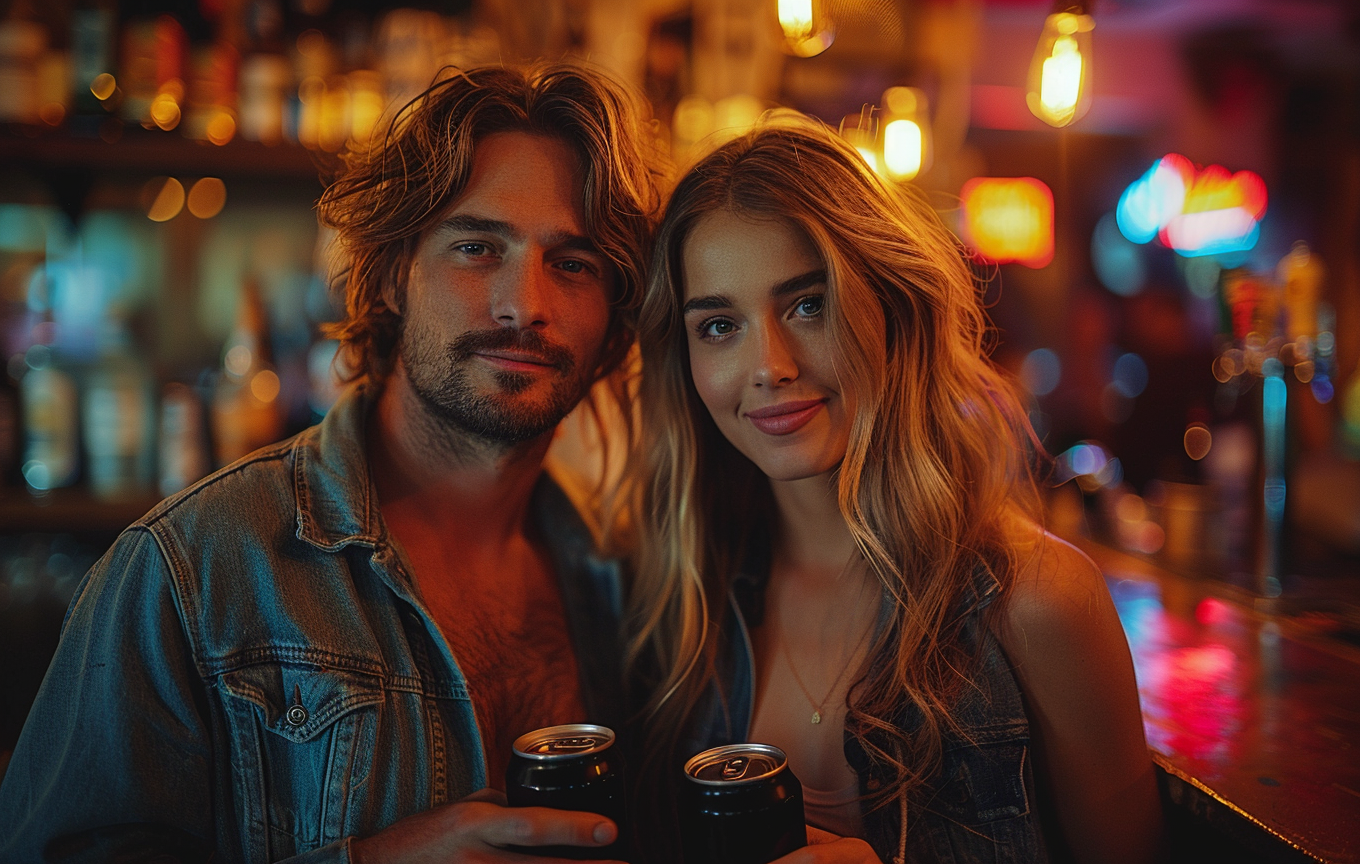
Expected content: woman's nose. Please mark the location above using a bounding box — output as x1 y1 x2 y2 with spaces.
749 323 798 387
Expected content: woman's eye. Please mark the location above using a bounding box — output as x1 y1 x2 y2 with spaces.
700 318 737 339
794 295 825 317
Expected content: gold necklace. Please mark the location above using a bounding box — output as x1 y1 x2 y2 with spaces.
776 627 870 725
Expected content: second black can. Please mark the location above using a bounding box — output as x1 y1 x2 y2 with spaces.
680 743 807 864
505 723 627 860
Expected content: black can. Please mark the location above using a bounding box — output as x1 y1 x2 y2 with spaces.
505 723 627 860
680 743 807 864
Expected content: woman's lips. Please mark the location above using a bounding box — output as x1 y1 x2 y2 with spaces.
744 399 827 435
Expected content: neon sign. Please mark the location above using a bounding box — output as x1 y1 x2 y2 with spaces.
1116 154 1267 257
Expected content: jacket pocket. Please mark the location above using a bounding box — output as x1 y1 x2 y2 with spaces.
921 740 1040 864
219 661 384 861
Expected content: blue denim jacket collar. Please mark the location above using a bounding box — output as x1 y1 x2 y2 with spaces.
293 379 384 552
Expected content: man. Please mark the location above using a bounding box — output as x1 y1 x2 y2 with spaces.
0 64 660 863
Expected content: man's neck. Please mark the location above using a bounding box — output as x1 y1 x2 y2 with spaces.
367 368 553 547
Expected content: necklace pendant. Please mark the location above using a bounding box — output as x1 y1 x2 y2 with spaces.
811 711 822 725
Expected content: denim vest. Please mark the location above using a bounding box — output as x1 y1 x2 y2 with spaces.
688 571 1049 864
0 383 625 864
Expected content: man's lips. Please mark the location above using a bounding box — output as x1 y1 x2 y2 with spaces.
473 351 559 373
744 398 828 435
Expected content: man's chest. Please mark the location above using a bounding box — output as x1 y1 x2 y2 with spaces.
416 564 588 785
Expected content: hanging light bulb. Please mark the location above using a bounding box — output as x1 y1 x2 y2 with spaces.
1026 4 1094 128
881 87 932 182
777 0 835 57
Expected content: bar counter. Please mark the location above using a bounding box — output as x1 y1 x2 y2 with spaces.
1079 540 1360 864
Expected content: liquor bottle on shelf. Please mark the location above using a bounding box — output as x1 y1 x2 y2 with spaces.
82 318 155 500
0 1 48 125
19 343 79 494
210 279 284 466
237 0 290 144
159 381 209 496
70 0 119 133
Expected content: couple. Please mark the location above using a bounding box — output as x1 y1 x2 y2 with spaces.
0 64 1161 864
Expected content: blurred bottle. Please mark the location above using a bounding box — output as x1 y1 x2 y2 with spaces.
0 1 47 124
120 11 188 130
183 0 239 145
0 368 19 487
211 280 284 466
70 0 119 130
159 381 209 495
237 0 290 144
20 343 79 494
82 319 155 500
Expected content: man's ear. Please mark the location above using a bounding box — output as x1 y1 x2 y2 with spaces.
379 254 408 316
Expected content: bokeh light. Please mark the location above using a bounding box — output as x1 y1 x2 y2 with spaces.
1021 348 1062 396
144 177 186 222
1092 211 1146 296
187 178 227 219
960 177 1054 268
1184 424 1213 461
1113 352 1149 398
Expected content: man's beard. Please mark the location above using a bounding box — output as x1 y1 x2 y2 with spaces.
402 325 586 445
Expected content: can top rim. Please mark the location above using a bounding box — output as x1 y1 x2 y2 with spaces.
512 724 615 760
683 743 788 786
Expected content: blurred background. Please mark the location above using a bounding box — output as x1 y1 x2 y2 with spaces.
1 0 1358 832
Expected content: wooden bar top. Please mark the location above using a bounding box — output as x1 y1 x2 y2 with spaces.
1078 540 1360 864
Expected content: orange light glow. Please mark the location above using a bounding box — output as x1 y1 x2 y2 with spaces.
960 177 1054 268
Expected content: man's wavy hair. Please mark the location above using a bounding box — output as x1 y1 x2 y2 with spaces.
317 63 663 394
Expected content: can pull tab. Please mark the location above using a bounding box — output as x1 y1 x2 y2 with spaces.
721 757 749 780
545 737 597 754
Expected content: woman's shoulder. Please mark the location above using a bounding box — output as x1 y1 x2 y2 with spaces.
989 521 1125 674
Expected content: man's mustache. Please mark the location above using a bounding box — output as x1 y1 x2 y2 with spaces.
448 328 576 372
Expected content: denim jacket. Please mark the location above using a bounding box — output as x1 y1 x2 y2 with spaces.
689 571 1049 864
0 383 625 864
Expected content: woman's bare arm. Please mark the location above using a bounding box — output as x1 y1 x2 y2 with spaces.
993 530 1166 864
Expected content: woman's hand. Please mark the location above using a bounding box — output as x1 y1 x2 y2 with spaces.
770 826 880 863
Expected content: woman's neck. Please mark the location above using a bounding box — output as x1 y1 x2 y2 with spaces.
767 471 861 581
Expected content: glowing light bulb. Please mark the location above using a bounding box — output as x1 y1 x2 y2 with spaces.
1027 11 1094 128
880 87 931 182
883 120 922 180
778 0 814 39
777 0 834 57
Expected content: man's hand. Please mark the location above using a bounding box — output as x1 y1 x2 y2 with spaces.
350 788 625 864
769 825 879 864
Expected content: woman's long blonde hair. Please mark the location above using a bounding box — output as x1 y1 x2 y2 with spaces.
623 115 1043 820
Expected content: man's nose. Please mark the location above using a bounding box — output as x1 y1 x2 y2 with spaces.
749 322 798 387
490 255 549 330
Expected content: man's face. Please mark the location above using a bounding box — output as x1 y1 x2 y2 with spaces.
399 132 613 445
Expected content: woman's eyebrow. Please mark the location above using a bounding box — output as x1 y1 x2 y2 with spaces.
682 295 733 315
771 270 827 297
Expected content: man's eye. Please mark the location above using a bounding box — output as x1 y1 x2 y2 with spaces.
557 259 587 274
794 296 824 317
456 242 490 256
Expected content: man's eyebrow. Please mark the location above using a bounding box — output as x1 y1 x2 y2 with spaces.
435 215 520 240
544 231 604 256
771 270 828 297
682 295 734 315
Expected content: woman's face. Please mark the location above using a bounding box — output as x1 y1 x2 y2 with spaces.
681 211 851 483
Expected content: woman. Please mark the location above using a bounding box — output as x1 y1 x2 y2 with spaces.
622 116 1163 864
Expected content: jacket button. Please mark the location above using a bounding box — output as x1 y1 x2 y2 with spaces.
286 705 309 727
